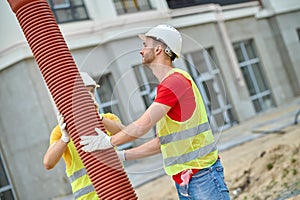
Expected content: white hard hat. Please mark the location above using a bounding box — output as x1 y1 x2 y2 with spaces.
80 72 100 88
139 24 182 58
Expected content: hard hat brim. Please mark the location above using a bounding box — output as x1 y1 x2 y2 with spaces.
138 34 147 41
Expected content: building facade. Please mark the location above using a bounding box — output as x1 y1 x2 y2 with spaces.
0 0 299 199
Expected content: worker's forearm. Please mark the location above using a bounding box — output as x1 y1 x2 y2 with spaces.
124 137 161 160
102 117 125 135
110 121 151 146
43 140 67 170
110 102 169 146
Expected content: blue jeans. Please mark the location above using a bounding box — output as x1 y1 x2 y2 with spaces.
175 159 230 200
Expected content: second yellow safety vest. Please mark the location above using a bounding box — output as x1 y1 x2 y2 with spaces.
66 141 98 200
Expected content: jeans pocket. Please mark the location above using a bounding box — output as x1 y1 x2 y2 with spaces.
215 166 229 193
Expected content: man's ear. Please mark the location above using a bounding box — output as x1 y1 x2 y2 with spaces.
155 45 162 55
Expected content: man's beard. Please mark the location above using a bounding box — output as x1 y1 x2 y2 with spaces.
142 50 155 65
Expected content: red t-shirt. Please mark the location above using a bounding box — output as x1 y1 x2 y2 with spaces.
154 72 196 122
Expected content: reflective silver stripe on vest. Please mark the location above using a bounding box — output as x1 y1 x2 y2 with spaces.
159 122 210 144
164 142 217 167
68 168 87 183
73 185 95 199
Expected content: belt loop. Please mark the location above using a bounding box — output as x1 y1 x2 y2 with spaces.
209 165 213 172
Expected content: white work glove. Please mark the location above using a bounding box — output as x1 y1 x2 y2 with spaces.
57 113 70 143
80 128 113 152
116 150 126 162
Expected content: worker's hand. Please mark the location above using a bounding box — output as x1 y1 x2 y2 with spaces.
57 113 70 143
116 150 126 162
80 128 113 152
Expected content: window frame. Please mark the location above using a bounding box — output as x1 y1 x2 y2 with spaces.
233 39 274 113
0 148 17 199
94 73 133 150
95 73 123 120
113 0 153 15
184 47 236 131
48 0 89 24
167 0 258 9
132 64 158 108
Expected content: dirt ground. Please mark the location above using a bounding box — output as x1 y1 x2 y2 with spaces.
135 123 300 200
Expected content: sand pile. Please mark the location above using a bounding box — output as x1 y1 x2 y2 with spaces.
230 143 300 200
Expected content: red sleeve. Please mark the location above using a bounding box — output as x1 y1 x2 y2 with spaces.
154 72 191 106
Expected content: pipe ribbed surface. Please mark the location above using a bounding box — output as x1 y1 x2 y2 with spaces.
7 0 137 199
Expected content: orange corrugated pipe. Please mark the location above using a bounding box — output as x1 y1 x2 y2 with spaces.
6 0 137 199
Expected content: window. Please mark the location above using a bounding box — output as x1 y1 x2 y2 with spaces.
113 0 153 15
95 73 132 150
133 65 158 108
184 48 236 131
95 73 122 120
132 65 158 135
167 0 257 9
233 39 274 113
48 0 89 23
0 149 17 200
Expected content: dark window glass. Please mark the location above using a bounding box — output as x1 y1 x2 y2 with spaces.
133 65 158 108
241 66 256 96
0 157 9 187
0 153 15 199
167 0 257 9
96 73 123 121
48 0 89 23
0 190 14 200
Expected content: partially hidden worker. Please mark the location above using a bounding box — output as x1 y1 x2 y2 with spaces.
43 72 121 200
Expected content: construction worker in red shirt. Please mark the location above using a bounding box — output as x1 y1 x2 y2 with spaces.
80 25 231 200
43 72 122 200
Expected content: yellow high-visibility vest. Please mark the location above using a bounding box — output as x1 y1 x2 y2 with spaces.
66 141 98 200
157 68 218 176
63 113 120 199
